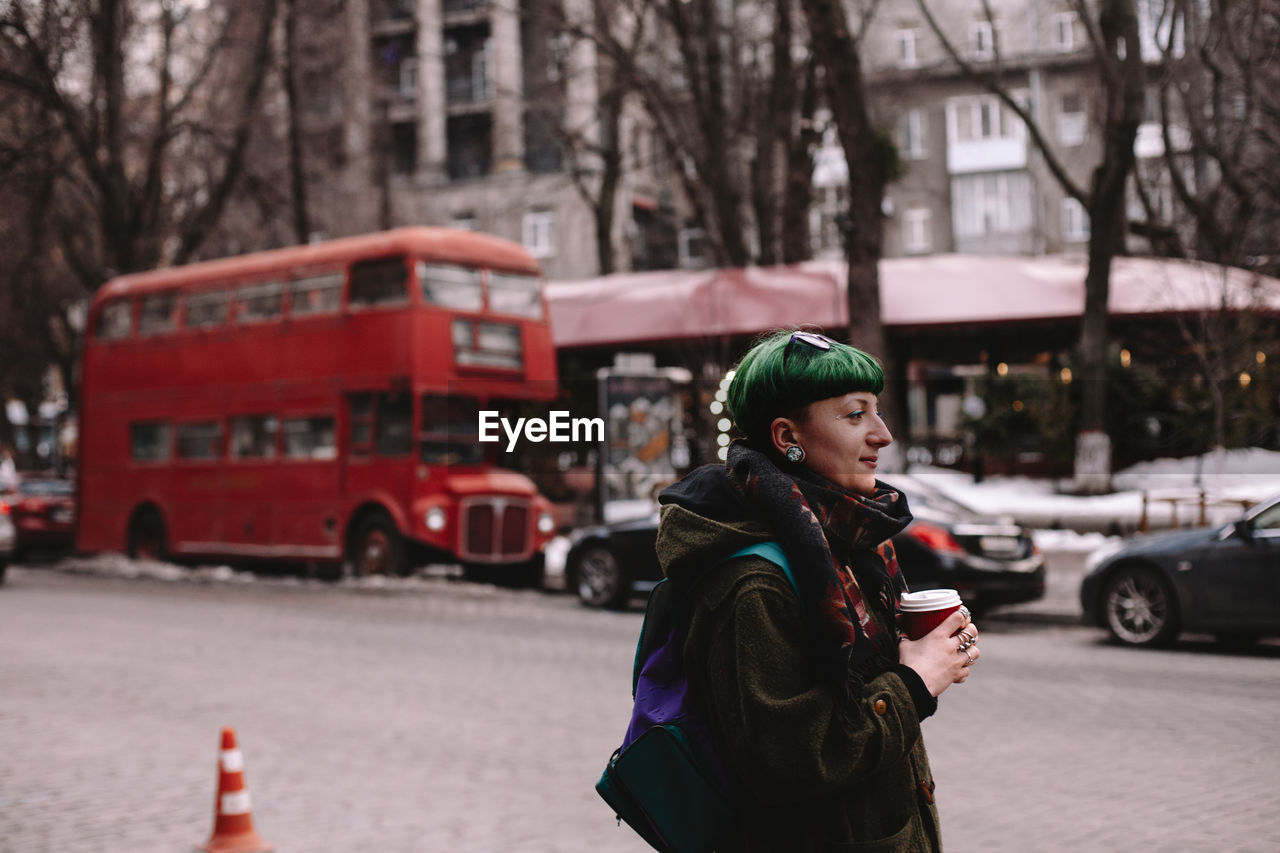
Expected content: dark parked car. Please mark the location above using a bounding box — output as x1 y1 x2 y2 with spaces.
1 477 76 562
565 475 1045 611
1081 493 1280 647
0 500 13 583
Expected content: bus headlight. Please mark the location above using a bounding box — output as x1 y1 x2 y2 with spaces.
425 507 447 532
537 510 555 535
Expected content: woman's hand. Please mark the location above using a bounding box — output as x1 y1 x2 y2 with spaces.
897 608 980 698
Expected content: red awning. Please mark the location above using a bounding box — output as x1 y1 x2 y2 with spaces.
547 255 1280 349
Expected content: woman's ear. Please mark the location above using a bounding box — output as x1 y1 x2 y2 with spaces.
768 416 800 456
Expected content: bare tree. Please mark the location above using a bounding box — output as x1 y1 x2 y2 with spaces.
0 0 281 287
1134 0 1280 276
798 0 897 367
559 0 822 271
916 0 1146 491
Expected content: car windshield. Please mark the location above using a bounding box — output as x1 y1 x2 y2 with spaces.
1248 496 1280 531
18 480 74 497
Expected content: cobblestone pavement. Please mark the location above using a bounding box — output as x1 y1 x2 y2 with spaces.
1 566 1277 852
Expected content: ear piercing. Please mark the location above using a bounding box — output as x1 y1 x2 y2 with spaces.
785 445 805 464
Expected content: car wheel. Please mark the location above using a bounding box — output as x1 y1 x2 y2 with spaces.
348 513 409 578
571 544 629 609
127 509 169 562
1103 565 1179 647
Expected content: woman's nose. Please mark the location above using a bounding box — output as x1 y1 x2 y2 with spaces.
869 419 893 447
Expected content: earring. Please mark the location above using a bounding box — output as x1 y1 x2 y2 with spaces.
785 445 805 464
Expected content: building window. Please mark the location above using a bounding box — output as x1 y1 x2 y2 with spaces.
1062 198 1090 242
1051 12 1076 51
899 109 927 160
895 28 919 68
523 209 556 259
1058 93 1087 146
953 96 1003 141
951 172 1034 237
970 19 995 60
678 227 708 269
809 184 848 255
398 57 417 97
902 208 932 254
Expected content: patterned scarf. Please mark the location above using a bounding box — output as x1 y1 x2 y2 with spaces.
726 441 913 698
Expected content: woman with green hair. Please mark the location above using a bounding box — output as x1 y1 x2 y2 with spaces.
656 329 980 851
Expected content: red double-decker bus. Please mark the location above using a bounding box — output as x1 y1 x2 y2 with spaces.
77 227 558 584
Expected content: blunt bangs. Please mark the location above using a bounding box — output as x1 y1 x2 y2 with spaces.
727 330 884 444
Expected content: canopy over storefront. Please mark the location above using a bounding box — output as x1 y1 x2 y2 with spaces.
547 255 1280 349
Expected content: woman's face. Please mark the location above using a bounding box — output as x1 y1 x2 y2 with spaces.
778 392 893 495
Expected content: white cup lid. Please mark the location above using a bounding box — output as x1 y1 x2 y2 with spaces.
898 589 962 612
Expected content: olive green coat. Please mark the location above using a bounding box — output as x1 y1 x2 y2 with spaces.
657 503 942 853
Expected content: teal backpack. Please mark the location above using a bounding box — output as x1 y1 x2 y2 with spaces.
595 541 797 853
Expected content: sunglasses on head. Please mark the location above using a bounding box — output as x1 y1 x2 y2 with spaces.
788 331 835 352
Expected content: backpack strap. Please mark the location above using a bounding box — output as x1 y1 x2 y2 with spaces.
724 541 799 598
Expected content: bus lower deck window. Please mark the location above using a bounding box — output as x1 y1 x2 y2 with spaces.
282 417 336 460
130 422 172 462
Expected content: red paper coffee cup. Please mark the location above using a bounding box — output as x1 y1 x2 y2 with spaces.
899 589 963 640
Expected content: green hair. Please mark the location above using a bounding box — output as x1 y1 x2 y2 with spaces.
727 329 884 446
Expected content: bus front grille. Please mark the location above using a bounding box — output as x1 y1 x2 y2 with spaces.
459 498 533 563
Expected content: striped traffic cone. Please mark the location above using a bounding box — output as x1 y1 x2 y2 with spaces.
196 727 275 853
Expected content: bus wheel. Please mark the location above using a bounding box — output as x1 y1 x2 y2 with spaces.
349 514 408 578
128 509 169 562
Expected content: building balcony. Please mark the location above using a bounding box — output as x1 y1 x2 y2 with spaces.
370 0 415 37
443 0 491 25
946 137 1027 175
446 75 493 107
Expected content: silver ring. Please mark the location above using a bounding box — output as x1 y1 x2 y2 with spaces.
959 606 971 621
963 649 975 665
957 630 973 644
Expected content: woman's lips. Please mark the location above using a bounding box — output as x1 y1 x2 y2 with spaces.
860 456 878 467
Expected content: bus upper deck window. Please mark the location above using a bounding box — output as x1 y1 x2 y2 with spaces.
237 281 284 323
96 300 133 340
138 293 177 335
488 272 543 318
350 258 409 307
185 290 230 329
290 272 342 316
417 263 482 311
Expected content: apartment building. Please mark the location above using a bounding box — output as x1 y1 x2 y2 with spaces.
338 0 688 279
345 0 1197 277
811 0 1185 261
